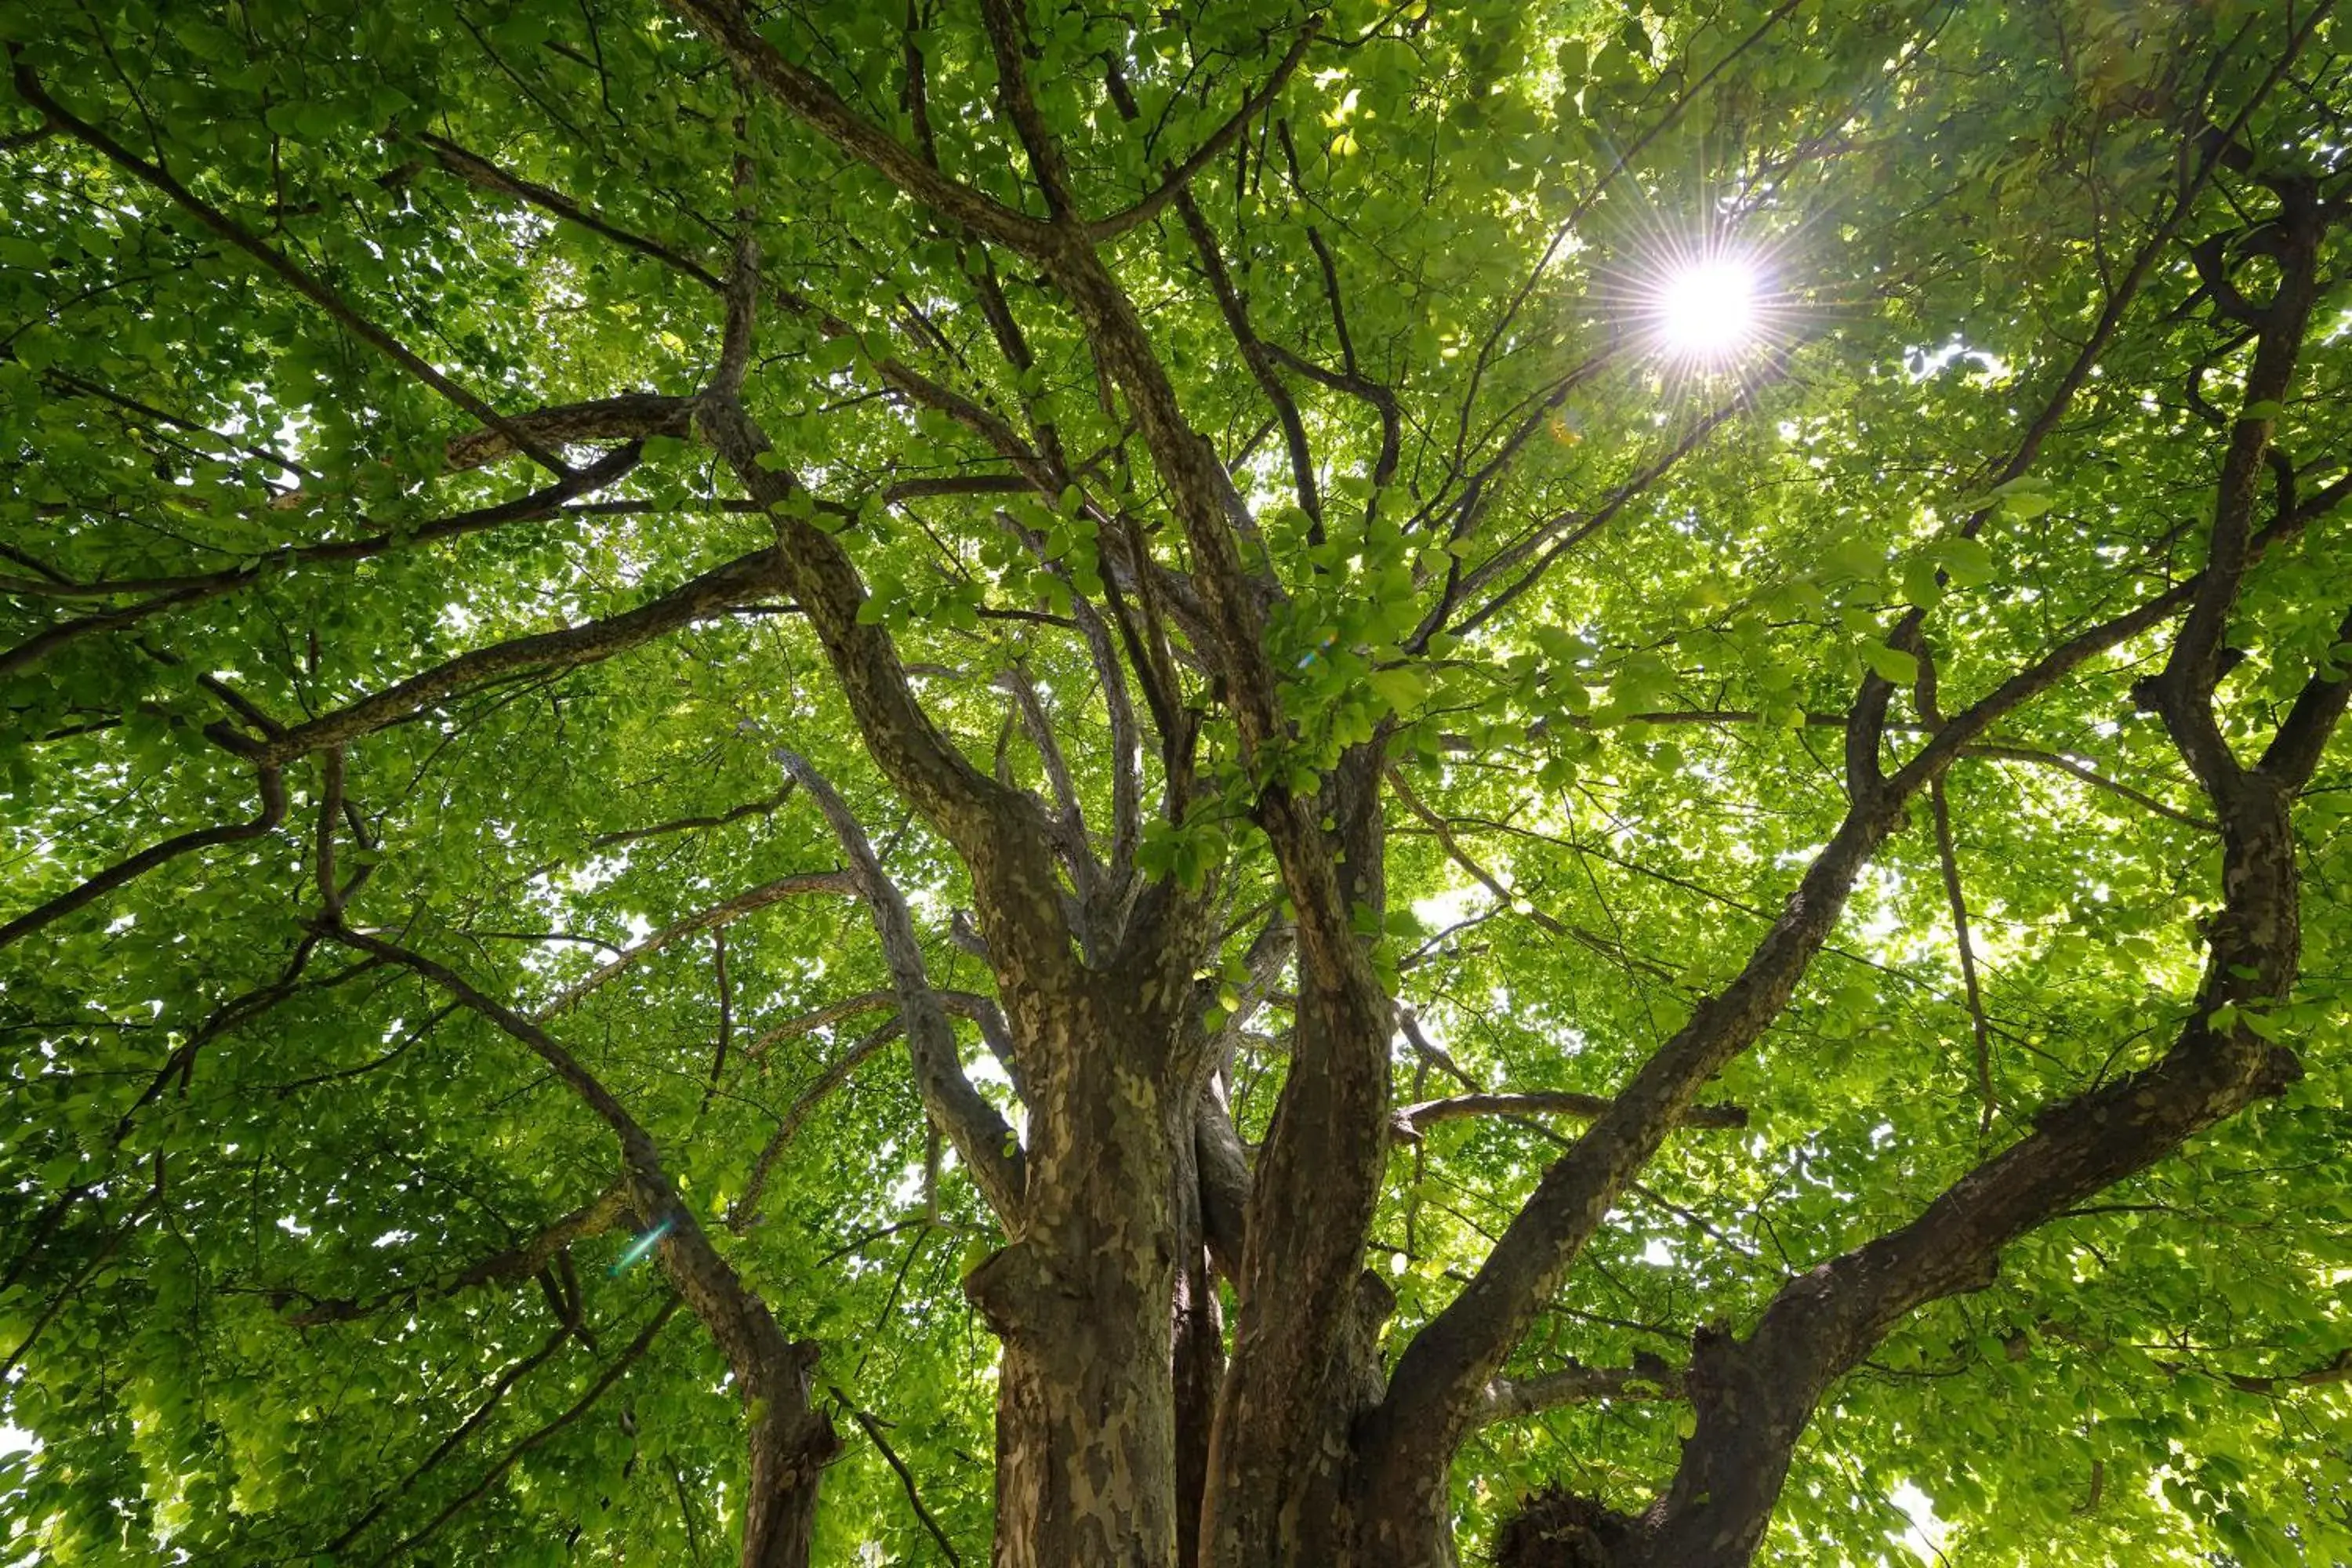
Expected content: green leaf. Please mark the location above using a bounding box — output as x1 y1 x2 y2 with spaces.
1368 666 1428 715
1931 535 1997 587
1863 643 1919 684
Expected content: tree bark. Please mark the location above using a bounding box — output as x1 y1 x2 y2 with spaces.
1172 1120 1225 1568
963 989 1194 1568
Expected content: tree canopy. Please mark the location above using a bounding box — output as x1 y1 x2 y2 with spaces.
3 0 2350 1564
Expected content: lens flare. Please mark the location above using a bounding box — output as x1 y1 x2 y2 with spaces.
1600 216 1800 386
611 1216 674 1276
1656 258 1761 361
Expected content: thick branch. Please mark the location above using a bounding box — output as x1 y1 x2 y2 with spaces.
1477 1354 1687 1425
775 750 1026 1221
0 438 646 682
443 394 693 471
1637 782 2312 1566
1368 553 2253 1497
661 0 1054 254
414 131 724 289
731 1017 905 1231
692 397 1080 1005
319 925 838 1566
368 1296 682 1566
1928 781 1996 1137
284 1182 630 1326
236 545 792 764
976 0 1080 216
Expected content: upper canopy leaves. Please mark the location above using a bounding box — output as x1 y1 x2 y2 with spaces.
2 0 2348 1563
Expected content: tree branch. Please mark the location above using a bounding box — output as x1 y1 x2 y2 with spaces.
1365 543 2268 1504
234 544 792 765
1476 1353 1688 1425
366 1295 682 1566
317 924 839 1563
413 131 724 289
1 438 651 682
775 749 1026 1220
0 762 285 952
1927 781 1996 1137
1086 21 1322 241
284 1181 630 1327
1393 1091 1746 1142
12 54 571 474
730 1016 905 1232
536 871 856 1020
660 0 1054 255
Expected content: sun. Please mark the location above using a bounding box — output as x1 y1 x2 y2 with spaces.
1606 229 1789 376
1655 257 1761 362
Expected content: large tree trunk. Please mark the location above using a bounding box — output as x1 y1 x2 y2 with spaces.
965 992 1192 1567
741 1355 837 1568
1172 1121 1226 1568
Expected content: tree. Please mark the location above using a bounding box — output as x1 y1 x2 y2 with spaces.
2 0 2347 1563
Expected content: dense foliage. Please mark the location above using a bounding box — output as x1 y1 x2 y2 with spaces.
3 0 2349 1564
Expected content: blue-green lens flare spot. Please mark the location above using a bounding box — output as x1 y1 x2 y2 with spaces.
612 1216 674 1276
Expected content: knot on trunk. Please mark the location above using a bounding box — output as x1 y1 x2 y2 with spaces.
961 1239 1058 1338
1494 1488 1639 1568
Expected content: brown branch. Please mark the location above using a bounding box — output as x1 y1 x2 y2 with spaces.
1476 1354 1688 1425
535 870 856 1020
284 1181 628 1326
318 924 840 1564
2256 600 2352 788
840 1396 966 1567
1260 337 1400 491
0 443 648 681
2147 182 2326 795
1394 1091 1745 1142
322 1319 580 1555
976 0 1080 216
1638 821 2310 1564
693 392 1082 1005
1172 187 1322 528
1364 550 2252 1505
366 1296 682 1567
777 750 1026 1221
1961 744 2216 830
443 394 692 471
702 927 734 1116
12 54 569 474
413 131 724 290
1928 781 1996 1137
729 1015 904 1232
1086 20 1323 241
743 988 897 1059
661 0 1054 255
588 780 799 851
713 93 760 403
234 543 792 765
0 763 285 952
